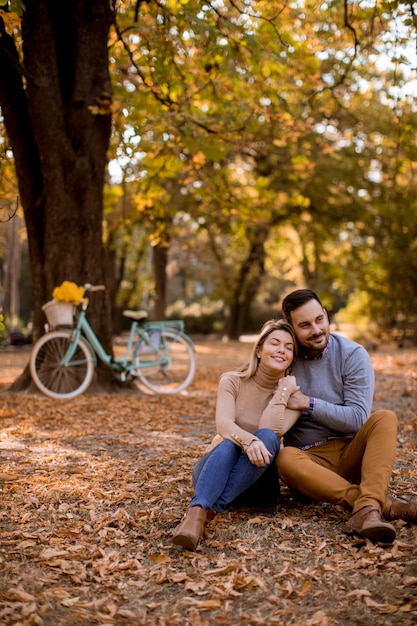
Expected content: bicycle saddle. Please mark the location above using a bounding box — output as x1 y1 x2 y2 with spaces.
122 310 148 322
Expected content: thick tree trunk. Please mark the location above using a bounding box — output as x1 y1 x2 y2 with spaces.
0 1 115 390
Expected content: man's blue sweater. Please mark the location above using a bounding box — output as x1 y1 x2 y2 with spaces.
284 333 375 449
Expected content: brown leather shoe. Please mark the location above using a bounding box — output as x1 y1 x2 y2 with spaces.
385 496 417 524
172 506 207 550
342 505 396 543
206 509 216 522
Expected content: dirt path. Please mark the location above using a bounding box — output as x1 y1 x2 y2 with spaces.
0 345 32 387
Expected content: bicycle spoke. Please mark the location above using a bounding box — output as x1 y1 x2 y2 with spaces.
30 332 94 399
133 330 195 394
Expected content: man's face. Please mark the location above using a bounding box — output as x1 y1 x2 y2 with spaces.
288 299 330 356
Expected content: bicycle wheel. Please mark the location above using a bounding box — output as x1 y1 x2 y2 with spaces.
30 331 95 399
133 330 195 394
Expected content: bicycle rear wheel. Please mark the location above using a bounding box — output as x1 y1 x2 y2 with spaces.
133 330 195 394
30 331 95 399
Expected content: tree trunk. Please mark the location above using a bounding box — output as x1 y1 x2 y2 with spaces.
153 242 169 320
2 215 21 322
0 0 114 390
226 232 268 340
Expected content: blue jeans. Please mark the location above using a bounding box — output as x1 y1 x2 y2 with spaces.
190 428 280 513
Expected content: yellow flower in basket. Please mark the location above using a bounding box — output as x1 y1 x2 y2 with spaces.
52 281 85 305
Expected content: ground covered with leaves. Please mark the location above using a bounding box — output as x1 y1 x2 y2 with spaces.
0 340 417 625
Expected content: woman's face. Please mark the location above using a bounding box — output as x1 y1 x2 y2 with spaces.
257 329 295 375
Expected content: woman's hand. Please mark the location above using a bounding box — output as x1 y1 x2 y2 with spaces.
276 375 299 394
246 439 272 467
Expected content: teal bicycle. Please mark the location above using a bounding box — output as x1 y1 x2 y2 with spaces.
30 284 196 399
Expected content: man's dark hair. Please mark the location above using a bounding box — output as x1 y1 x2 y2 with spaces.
282 289 323 321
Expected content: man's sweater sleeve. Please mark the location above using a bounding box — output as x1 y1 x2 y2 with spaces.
311 346 374 433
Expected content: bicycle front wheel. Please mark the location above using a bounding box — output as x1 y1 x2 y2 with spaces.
134 330 195 394
30 331 95 399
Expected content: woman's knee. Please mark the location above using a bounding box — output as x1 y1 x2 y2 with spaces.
192 440 240 485
218 439 240 453
256 428 280 454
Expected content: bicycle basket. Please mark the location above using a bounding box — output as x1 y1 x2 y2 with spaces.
42 300 75 328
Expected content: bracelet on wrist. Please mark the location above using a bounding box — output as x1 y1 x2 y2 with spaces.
308 396 316 415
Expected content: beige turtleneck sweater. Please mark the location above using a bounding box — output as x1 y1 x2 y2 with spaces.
206 362 300 453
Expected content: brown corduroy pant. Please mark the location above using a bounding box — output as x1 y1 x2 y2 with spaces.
276 410 399 514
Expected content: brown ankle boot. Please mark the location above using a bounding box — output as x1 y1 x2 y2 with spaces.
384 496 417 524
342 505 396 543
172 506 207 550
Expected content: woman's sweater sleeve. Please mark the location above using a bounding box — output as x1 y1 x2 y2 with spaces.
259 376 301 436
215 374 259 451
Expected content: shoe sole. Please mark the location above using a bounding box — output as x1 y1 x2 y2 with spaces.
172 534 198 550
360 525 396 543
343 524 396 543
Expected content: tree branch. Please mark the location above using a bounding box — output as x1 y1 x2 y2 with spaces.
343 0 359 54
0 196 19 222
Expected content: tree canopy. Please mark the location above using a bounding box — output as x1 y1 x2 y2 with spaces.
1 0 417 348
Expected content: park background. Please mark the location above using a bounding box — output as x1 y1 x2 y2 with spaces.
1 1 417 624
1 1 417 359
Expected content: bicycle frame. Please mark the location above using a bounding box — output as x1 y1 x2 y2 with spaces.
62 302 194 378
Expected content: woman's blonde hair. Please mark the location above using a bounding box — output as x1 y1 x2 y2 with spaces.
222 319 297 381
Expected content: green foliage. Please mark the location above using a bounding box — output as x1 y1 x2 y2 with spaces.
166 298 225 334
334 291 377 340
0 0 24 17
102 0 417 336
0 309 5 337
3 0 417 338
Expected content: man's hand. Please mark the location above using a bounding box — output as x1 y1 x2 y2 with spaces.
286 389 311 413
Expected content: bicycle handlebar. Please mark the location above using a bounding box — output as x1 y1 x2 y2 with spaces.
84 284 105 292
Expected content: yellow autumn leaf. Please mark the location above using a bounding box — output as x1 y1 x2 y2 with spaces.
0 10 21 35
247 516 263 525
299 580 314 596
195 599 222 610
149 553 172 563
61 597 81 607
